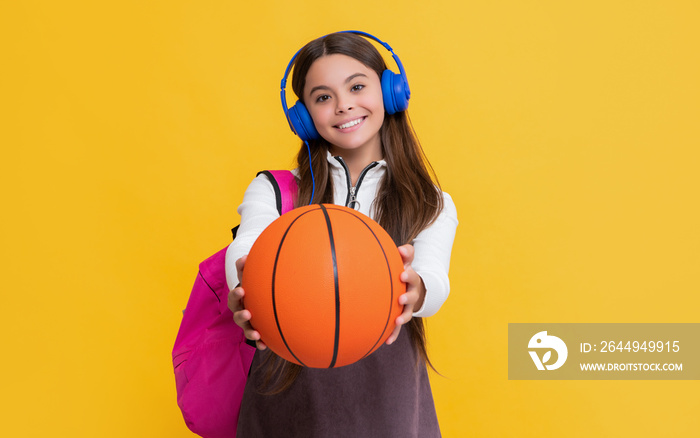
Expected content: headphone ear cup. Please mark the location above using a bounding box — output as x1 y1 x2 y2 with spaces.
288 100 319 142
381 70 409 115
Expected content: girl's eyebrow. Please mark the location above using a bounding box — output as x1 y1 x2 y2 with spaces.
308 73 368 97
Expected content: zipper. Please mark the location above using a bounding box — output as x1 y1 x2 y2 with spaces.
334 156 379 210
349 186 358 209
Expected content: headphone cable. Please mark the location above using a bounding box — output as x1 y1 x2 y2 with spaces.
304 140 316 205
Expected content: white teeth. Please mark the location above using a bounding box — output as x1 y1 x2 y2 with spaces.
337 118 363 129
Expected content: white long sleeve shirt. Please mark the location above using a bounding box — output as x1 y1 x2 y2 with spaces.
225 153 458 317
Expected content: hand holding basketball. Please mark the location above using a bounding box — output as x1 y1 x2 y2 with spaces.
228 256 267 350
385 244 426 345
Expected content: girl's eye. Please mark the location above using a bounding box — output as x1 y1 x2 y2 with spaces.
351 84 365 92
315 94 331 103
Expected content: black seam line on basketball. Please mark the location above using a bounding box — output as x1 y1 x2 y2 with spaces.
257 170 284 215
319 204 341 368
271 207 321 367
324 206 395 360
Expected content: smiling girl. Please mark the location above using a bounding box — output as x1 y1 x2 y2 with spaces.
226 31 458 437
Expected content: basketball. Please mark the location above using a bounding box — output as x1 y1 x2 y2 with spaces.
241 204 405 368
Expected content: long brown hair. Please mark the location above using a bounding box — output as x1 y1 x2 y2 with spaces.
258 32 444 393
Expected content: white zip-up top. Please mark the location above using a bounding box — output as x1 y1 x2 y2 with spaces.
226 152 458 317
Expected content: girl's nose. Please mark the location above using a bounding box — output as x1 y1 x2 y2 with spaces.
336 105 354 114
335 96 353 113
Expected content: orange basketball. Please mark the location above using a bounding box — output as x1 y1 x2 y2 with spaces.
241 204 405 368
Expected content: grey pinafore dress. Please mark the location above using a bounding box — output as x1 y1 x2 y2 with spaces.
236 326 441 437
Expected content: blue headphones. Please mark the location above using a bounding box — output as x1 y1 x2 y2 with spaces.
280 30 411 142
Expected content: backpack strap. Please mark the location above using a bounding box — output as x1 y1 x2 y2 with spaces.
257 170 297 215
232 170 297 240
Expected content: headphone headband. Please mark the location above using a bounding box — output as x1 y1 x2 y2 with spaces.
280 30 411 140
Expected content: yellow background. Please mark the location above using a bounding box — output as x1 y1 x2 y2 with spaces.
2 1 698 436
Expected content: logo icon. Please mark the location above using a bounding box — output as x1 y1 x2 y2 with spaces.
528 331 568 370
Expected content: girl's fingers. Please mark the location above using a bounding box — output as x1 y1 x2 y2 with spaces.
397 244 415 267
233 309 263 342
387 289 419 345
235 255 247 283
401 267 420 288
228 286 244 312
389 245 420 346
230 285 263 344
395 293 415 329
232 308 251 326
398 252 427 314
386 324 401 345
397 302 414 325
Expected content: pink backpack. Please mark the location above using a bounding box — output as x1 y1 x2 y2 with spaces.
172 170 297 438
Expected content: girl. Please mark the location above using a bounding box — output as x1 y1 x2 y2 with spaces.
226 31 458 437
